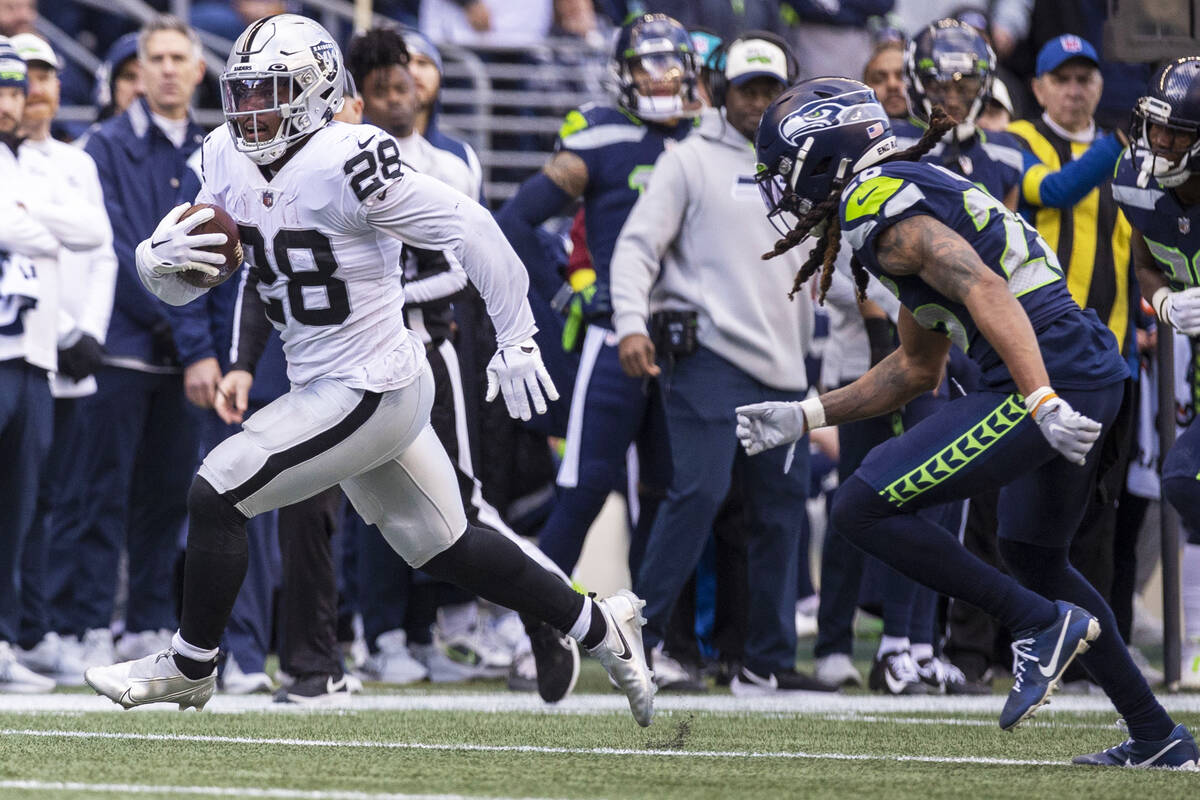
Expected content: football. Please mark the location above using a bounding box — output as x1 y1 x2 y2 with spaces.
177 203 243 289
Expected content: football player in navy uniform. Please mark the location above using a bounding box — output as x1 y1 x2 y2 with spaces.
82 14 656 727
1114 56 1200 693
496 13 699 581
739 77 1197 767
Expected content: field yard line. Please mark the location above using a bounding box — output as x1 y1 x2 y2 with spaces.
0 728 1074 767
6 692 1200 715
0 780 562 800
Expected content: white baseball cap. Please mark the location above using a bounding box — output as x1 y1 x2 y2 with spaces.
725 38 789 86
10 33 58 70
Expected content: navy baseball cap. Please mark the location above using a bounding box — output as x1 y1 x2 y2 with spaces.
1036 34 1100 77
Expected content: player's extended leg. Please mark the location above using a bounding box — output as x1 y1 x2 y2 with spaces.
830 389 1102 729
84 373 441 711
342 418 655 726
996 389 1193 766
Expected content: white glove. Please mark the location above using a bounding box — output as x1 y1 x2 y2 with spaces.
1025 387 1102 466
486 339 560 421
142 203 226 277
1154 286 1200 336
735 401 809 456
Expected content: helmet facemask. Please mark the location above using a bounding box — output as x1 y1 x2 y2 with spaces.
614 45 699 122
1131 95 1200 188
222 14 346 166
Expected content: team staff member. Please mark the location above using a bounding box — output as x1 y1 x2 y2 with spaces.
0 36 107 692
10 34 116 686
612 33 827 695
75 15 209 668
1007 36 1140 679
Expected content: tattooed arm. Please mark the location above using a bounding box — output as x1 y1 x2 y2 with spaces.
816 306 950 425
875 214 1051 396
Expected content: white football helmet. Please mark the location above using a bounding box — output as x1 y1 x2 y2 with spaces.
220 14 346 165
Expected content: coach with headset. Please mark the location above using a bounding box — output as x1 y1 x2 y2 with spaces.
610 33 827 695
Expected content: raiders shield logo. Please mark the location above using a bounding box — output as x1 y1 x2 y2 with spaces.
1181 216 1191 234
310 41 338 81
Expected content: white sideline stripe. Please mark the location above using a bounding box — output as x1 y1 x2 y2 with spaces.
0 780 559 800
0 728 1072 768
4 692 1200 715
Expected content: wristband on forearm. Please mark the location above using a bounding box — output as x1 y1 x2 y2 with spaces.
1152 287 1174 328
1023 386 1058 419
799 396 826 431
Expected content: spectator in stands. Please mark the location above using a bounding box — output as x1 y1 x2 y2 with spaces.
10 34 116 688
70 15 207 672
782 0 892 80
419 0 553 46
645 1 779 41
0 36 108 691
93 33 142 124
0 0 35 36
612 32 833 696
191 0 288 44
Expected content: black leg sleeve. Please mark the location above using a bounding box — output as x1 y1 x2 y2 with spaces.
277 486 342 677
179 476 250 651
420 524 584 635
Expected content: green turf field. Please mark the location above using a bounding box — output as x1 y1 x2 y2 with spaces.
2 660 1198 800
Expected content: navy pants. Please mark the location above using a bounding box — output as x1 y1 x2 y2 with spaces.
1163 415 1200 540
0 360 53 644
20 397 79 647
539 325 672 575
815 385 957 658
55 366 196 634
635 347 809 676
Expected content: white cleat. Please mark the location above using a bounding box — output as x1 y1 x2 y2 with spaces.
587 590 655 727
85 649 215 710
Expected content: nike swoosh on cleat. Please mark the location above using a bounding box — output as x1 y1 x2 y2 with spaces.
1134 739 1182 767
1038 613 1074 678
883 666 908 695
612 622 633 660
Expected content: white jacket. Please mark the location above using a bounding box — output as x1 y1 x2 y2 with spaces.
610 108 813 391
0 138 107 373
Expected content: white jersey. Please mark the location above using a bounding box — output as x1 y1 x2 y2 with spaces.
190 122 536 391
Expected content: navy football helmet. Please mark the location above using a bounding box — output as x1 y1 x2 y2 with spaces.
754 77 897 236
905 18 995 130
1131 56 1200 188
611 13 699 123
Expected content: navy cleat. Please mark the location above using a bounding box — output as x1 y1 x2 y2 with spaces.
999 600 1100 730
1073 723 1199 769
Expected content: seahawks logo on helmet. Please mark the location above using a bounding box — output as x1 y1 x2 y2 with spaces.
779 98 888 145
311 41 338 81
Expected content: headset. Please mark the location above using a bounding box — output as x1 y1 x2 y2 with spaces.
705 30 801 109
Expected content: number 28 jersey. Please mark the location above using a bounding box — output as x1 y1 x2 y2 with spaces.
195 122 423 391
839 160 1128 391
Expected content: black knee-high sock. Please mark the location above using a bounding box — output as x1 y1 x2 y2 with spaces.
422 524 586 636
831 476 1056 634
998 539 1174 742
179 477 249 652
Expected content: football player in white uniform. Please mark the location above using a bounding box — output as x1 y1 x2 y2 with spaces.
84 14 655 727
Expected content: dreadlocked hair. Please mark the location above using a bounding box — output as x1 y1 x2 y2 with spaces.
766 105 958 304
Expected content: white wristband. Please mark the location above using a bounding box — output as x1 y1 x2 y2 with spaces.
1023 386 1056 417
799 396 826 431
1152 286 1173 326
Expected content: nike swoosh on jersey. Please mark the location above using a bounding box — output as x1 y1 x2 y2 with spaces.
1037 613 1074 677
357 136 373 149
849 185 879 213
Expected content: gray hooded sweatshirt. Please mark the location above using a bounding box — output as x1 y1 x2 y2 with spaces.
610 108 814 392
